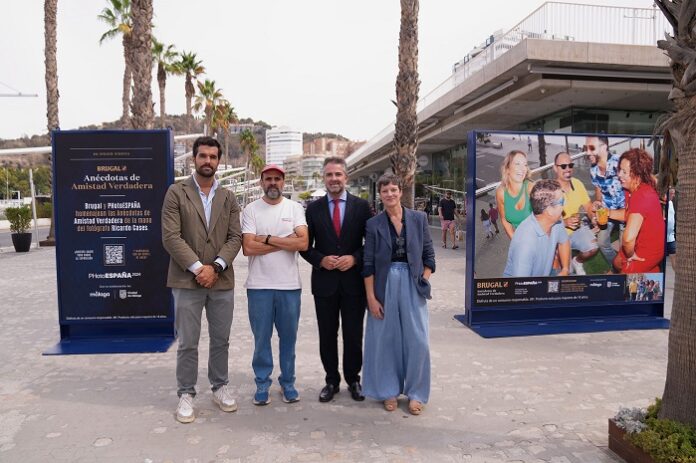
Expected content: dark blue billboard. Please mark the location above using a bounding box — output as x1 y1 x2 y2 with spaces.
46 130 175 354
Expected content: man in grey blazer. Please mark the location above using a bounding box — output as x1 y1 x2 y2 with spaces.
162 137 242 423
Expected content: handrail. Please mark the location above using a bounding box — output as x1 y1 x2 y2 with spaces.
0 133 205 157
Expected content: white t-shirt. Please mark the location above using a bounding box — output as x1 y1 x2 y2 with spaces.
241 197 307 290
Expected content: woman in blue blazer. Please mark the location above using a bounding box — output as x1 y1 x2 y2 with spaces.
362 174 436 415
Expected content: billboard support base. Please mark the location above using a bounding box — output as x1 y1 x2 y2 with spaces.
43 336 175 355
455 315 669 338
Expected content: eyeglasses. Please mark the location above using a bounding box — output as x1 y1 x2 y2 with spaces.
551 198 565 207
555 163 574 170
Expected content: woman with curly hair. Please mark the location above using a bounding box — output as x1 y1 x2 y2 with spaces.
495 150 535 239
611 148 665 273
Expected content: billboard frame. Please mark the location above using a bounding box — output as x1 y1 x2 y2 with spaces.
45 129 176 354
459 130 670 337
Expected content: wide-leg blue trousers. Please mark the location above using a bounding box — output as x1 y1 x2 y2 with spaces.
362 262 431 403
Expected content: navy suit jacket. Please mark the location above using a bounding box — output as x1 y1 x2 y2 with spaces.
300 192 372 297
362 208 436 306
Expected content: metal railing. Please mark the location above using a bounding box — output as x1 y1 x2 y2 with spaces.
0 133 205 157
418 2 669 111
347 2 670 170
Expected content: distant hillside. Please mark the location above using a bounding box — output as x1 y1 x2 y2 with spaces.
304 132 350 142
0 115 355 168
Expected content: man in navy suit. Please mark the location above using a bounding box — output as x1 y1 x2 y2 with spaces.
300 157 372 402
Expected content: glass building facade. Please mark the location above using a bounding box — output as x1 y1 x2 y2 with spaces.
516 107 662 135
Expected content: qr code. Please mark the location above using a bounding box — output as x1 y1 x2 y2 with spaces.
104 244 125 266
547 280 559 293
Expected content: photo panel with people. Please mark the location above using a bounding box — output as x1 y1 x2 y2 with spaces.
468 131 666 309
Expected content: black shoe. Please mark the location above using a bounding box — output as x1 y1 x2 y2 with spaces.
319 384 339 402
348 382 365 401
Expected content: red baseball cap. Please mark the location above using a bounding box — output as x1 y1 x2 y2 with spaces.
261 164 285 177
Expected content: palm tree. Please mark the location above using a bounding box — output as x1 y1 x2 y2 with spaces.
151 38 177 128
239 129 260 205
98 0 132 125
43 0 59 245
391 0 419 208
174 51 205 133
212 100 238 158
312 171 321 189
193 79 224 136
239 129 257 164
654 0 696 427
129 0 154 129
249 152 265 176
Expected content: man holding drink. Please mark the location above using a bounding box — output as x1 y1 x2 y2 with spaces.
553 152 599 275
585 136 625 265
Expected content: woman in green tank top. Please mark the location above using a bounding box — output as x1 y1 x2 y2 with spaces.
495 150 534 239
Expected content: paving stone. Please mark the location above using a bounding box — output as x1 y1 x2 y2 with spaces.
0 247 672 462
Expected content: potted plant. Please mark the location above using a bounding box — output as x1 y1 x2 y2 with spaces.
5 206 32 252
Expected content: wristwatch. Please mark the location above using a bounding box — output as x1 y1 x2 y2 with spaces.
212 262 223 274
264 234 271 245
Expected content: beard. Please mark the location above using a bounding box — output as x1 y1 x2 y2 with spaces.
327 183 344 193
264 186 281 199
196 164 215 178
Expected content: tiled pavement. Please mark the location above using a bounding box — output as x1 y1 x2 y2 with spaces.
0 243 672 462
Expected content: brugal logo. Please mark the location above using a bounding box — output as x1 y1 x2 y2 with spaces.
477 281 507 289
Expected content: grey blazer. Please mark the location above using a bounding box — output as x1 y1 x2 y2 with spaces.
362 207 436 305
161 176 242 290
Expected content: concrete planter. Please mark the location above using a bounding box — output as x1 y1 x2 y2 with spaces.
608 419 655 463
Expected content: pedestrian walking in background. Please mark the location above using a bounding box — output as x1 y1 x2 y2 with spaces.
480 209 494 239
439 190 457 249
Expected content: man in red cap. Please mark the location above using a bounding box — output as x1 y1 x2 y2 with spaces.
241 164 308 405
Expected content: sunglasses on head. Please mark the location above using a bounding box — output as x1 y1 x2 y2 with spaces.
555 163 574 169
551 197 565 207
583 143 606 152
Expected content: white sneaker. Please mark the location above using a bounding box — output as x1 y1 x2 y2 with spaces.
212 385 238 412
571 257 586 275
176 393 195 423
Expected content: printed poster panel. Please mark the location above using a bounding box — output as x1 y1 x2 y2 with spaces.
53 130 173 322
471 132 665 307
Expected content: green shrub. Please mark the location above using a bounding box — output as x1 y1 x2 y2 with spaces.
627 398 696 463
5 206 32 233
37 202 52 219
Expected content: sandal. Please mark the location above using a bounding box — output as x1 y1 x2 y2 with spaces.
452 245 459 249
442 243 447 248
383 398 398 412
408 400 423 415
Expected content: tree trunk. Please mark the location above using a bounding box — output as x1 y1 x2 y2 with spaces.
537 134 547 179
654 0 696 428
185 75 194 133
391 0 419 209
43 0 59 244
129 0 154 130
121 35 132 125
157 63 166 127
659 125 696 427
